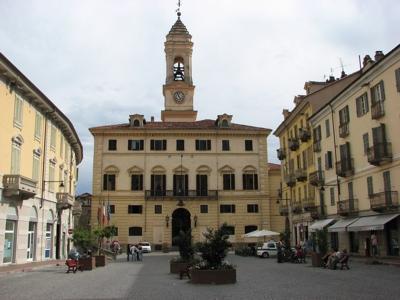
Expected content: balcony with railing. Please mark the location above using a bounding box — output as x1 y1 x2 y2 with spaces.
337 198 358 216
302 198 317 212
310 205 326 220
284 173 296 187
339 122 349 138
309 170 324 186
295 169 307 182
313 141 321 152
279 202 289 216
292 202 303 214
56 193 74 210
371 101 385 119
145 190 218 200
367 142 392 166
2 175 37 200
299 128 311 142
288 138 300 151
336 159 354 177
370 191 399 211
277 148 286 160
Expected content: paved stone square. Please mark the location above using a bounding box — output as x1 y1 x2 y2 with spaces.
1 253 400 300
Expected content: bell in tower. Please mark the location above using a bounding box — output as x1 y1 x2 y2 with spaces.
173 57 185 81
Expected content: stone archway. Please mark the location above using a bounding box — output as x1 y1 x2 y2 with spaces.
172 208 191 246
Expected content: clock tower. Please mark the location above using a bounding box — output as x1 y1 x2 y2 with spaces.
161 12 197 122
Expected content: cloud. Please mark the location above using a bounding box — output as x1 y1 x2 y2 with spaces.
0 0 399 193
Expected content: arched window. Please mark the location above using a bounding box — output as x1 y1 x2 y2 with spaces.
173 57 185 81
221 119 229 127
133 119 140 127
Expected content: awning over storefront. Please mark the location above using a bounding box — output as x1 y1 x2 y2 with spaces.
328 217 359 232
309 219 335 232
347 214 399 232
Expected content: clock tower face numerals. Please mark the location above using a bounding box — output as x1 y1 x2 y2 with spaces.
173 91 185 104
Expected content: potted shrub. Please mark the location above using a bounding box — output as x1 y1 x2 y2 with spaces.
311 228 328 267
92 225 117 267
162 242 170 253
191 223 236 284
170 229 195 274
72 227 96 270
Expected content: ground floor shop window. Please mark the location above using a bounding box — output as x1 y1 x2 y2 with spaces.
330 232 338 250
45 223 53 259
3 220 16 263
387 218 399 256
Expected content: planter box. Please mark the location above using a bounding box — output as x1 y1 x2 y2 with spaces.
170 261 191 274
79 257 96 270
311 252 322 267
95 255 107 267
190 269 236 284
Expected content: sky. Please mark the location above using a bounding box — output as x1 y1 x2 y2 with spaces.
1 0 399 194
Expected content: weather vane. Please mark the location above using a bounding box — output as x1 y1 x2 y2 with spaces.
176 0 182 17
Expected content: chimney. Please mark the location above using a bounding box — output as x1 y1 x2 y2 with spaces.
151 116 155 122
363 55 373 67
374 50 384 62
282 109 290 119
341 70 347 78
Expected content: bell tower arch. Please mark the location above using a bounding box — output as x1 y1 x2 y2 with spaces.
162 11 197 122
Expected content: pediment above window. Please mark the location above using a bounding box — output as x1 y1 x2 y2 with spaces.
129 114 146 127
196 165 212 174
12 134 24 146
218 165 235 173
243 165 257 173
104 165 120 174
173 165 189 174
127 165 144 174
151 165 166 174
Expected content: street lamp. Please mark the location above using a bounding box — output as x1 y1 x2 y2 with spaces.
193 215 198 227
165 215 170 228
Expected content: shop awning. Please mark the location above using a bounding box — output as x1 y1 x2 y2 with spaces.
328 217 359 232
309 219 335 232
347 214 399 232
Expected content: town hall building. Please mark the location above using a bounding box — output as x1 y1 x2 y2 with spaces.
89 12 283 248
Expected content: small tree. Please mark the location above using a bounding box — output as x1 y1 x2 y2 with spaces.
195 223 232 269
173 229 194 262
314 228 328 255
72 227 95 253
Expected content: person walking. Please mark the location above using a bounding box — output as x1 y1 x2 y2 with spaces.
126 244 131 261
130 244 138 261
371 233 378 257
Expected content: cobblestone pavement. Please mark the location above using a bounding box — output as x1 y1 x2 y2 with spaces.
1 253 400 300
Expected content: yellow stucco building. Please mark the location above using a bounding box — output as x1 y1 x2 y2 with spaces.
89 15 284 248
309 45 400 256
274 71 361 245
0 53 83 265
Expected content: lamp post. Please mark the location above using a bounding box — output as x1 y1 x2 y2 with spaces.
165 215 170 228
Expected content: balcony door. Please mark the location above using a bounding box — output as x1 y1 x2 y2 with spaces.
151 174 166 196
383 171 392 206
173 174 188 196
372 124 387 156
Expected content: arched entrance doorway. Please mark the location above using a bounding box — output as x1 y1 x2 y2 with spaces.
172 208 191 246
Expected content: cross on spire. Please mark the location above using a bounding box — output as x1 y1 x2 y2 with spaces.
176 0 182 18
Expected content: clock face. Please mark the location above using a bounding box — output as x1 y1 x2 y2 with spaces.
174 91 185 104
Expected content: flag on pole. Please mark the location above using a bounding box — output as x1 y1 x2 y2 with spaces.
102 202 106 226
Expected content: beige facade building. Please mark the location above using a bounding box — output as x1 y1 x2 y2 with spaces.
90 15 284 248
309 45 400 256
274 72 361 245
0 53 83 265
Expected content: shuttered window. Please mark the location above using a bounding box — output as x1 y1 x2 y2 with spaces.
195 140 211 151
131 174 143 191
196 174 208 196
32 154 40 181
362 133 369 155
338 105 350 125
11 144 21 174
395 68 400 92
243 173 258 190
325 151 333 169
371 81 386 103
150 140 167 150
325 119 330 137
34 112 42 140
103 174 116 191
50 125 56 150
330 187 335 206
223 174 235 190
356 93 369 117
367 176 374 198
13 94 23 126
128 140 144 151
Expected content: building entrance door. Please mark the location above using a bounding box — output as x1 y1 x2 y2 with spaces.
27 222 36 261
171 208 191 246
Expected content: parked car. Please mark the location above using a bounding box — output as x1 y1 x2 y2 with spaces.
139 242 152 253
257 241 278 258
